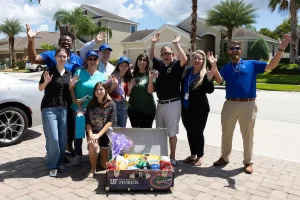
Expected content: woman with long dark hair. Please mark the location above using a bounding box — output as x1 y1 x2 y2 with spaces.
85 82 117 178
127 54 156 128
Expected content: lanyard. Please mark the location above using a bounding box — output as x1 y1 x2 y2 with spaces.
187 70 198 92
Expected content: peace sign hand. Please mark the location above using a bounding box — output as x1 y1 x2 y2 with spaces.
43 71 53 84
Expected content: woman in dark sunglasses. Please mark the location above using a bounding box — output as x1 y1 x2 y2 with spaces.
127 54 157 128
69 50 107 166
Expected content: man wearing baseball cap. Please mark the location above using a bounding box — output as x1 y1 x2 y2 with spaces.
80 32 115 76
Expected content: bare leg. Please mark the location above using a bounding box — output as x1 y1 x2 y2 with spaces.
169 136 177 160
88 143 98 178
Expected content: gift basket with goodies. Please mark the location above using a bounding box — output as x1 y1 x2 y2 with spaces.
105 127 174 192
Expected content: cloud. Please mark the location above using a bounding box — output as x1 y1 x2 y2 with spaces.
36 24 49 32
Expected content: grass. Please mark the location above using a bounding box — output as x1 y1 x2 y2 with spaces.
256 84 300 92
0 68 29 73
257 73 300 85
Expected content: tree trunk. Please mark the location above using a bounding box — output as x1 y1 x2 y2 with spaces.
8 36 14 68
289 0 297 64
190 0 197 52
227 28 233 50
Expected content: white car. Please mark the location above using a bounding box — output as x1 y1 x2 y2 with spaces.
25 60 46 72
0 73 43 146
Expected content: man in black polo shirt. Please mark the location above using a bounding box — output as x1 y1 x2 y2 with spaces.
149 33 187 166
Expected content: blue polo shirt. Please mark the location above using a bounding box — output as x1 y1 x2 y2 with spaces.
220 59 267 98
70 68 107 111
40 50 82 75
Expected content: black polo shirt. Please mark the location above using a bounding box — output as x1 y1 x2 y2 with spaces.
153 57 184 101
39 67 71 110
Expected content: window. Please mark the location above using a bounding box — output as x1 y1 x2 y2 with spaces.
130 25 136 33
97 21 101 27
272 45 275 56
247 41 254 58
223 42 227 56
83 10 87 15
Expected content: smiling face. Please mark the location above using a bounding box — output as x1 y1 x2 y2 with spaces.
59 36 72 50
95 84 106 100
137 56 148 71
86 56 99 69
192 53 204 68
228 41 242 62
55 49 68 65
99 50 111 63
160 46 174 65
118 62 130 74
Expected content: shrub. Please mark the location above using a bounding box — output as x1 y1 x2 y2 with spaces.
249 38 269 60
109 59 118 66
15 60 26 70
271 63 300 74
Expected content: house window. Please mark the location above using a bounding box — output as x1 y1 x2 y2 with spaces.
130 25 136 33
97 21 101 27
247 41 254 58
272 45 275 56
83 10 87 15
223 42 227 55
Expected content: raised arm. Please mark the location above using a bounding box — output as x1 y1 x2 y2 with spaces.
80 32 106 61
172 35 187 67
265 34 291 71
207 51 224 84
147 71 157 94
149 33 160 60
26 24 45 65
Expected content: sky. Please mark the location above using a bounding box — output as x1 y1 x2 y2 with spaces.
0 0 294 39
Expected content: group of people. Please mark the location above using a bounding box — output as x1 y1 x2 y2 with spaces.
26 23 291 178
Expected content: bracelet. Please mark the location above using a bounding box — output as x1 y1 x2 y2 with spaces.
278 48 285 52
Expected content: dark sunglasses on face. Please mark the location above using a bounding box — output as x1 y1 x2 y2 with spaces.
161 52 172 56
88 58 98 61
139 58 147 62
229 47 241 51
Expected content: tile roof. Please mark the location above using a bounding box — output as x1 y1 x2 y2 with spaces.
122 29 156 42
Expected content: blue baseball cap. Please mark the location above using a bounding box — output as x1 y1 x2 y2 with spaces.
86 50 99 58
99 44 113 51
118 56 130 65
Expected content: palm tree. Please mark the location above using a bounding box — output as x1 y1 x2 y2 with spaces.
29 0 41 3
0 18 23 68
190 0 198 52
269 0 300 64
53 7 96 53
206 0 258 50
87 23 112 41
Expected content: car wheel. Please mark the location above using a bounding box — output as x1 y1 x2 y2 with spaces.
0 107 28 147
36 65 42 72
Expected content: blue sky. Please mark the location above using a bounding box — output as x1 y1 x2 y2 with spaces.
0 0 294 39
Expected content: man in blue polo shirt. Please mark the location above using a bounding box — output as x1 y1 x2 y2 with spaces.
210 34 291 174
80 32 115 77
26 24 82 159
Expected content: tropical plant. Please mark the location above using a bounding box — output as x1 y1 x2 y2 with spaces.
249 38 270 60
269 0 300 63
206 0 258 50
259 27 277 39
245 24 257 31
0 18 23 68
40 43 57 51
53 7 95 52
29 0 41 3
88 23 112 41
190 0 198 52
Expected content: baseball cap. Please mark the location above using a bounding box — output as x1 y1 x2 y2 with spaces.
99 44 113 51
118 56 130 65
86 50 99 58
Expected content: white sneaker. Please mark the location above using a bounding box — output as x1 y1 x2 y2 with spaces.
73 155 82 166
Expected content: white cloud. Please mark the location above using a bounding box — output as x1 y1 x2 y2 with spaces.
36 24 49 32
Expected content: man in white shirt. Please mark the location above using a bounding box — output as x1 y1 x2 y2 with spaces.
80 32 115 77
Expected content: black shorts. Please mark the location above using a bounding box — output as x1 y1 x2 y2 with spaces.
96 133 109 148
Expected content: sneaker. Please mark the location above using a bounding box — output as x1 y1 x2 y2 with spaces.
170 159 177 167
73 155 82 166
58 165 66 172
49 169 57 177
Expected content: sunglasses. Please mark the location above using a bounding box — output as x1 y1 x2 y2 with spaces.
139 58 147 62
161 52 172 56
229 47 241 51
88 58 98 61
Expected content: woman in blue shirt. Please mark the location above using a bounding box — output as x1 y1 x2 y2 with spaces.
70 50 106 165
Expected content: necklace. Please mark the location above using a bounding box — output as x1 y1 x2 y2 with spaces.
231 62 240 73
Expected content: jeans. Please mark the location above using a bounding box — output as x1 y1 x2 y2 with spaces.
114 100 128 127
42 107 67 169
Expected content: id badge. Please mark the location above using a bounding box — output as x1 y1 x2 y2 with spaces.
184 93 189 100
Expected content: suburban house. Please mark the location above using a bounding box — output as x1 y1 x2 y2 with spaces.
121 15 279 63
79 4 138 59
0 31 84 60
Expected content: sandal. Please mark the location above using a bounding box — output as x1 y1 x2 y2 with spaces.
183 155 197 164
193 157 203 166
49 169 57 177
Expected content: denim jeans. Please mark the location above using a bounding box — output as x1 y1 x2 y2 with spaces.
114 100 128 127
42 107 67 170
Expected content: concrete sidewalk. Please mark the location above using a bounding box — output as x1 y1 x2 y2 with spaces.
0 125 300 200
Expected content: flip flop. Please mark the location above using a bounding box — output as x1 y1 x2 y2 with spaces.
183 155 197 163
193 157 203 167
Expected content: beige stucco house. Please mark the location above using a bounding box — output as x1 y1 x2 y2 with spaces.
80 4 138 59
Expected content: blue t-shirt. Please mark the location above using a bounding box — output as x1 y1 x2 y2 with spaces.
220 59 267 98
183 68 199 108
40 50 82 75
70 68 107 111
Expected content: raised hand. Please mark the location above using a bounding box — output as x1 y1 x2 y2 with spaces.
25 24 37 40
69 75 79 89
149 70 158 81
127 79 136 91
278 34 291 50
207 65 217 79
43 71 53 84
172 35 181 44
95 32 106 43
207 51 218 66
152 33 160 43
111 74 118 86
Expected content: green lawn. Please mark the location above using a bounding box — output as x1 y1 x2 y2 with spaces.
0 69 29 73
257 74 300 85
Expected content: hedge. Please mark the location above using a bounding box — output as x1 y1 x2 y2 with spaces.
271 63 300 75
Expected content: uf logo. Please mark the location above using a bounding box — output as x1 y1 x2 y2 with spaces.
110 179 118 184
